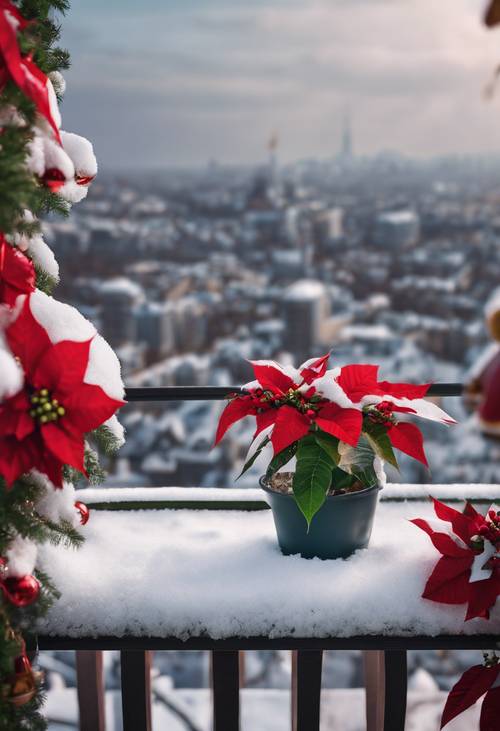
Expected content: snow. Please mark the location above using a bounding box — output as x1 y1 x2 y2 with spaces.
76 486 264 505
103 415 126 447
6 535 37 576
28 231 60 281
49 70 66 97
38 494 500 639
33 474 80 527
60 131 97 177
0 333 23 399
283 279 326 301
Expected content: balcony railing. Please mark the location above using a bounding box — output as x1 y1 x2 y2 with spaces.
36 382 493 731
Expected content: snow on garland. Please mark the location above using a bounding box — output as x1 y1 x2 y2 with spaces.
0 1 125 727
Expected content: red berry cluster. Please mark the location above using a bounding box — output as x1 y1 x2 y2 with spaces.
365 400 396 426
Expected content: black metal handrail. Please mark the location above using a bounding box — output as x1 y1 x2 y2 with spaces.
124 383 464 402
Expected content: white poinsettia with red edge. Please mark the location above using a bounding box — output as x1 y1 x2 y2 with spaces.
215 354 455 526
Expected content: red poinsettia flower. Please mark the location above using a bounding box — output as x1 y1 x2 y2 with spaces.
441 659 500 730
411 498 500 621
334 363 456 465
215 354 363 453
0 235 35 307
0 295 125 487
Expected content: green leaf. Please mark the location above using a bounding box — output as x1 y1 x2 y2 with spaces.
237 435 270 479
338 436 378 488
266 441 298 479
363 419 399 470
330 465 357 491
314 431 340 464
292 439 335 529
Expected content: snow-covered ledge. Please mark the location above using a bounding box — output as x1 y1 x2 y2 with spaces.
76 483 500 506
38 486 500 640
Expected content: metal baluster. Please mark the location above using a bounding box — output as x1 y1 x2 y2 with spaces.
211 650 240 731
291 650 323 731
383 650 407 731
120 650 152 731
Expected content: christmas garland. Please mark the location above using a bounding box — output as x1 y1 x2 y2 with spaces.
0 2 125 728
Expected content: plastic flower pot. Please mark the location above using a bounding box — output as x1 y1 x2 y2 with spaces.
260 477 382 560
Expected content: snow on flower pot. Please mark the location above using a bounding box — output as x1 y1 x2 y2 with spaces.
260 475 382 559
214 354 456 560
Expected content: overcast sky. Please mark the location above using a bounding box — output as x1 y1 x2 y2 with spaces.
59 0 500 169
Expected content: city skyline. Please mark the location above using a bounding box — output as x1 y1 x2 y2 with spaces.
60 0 500 170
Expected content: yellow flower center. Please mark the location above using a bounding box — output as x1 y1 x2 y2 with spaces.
29 388 65 426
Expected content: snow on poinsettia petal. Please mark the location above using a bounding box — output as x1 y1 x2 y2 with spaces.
410 518 471 558
214 397 255 445
376 381 431 400
432 498 476 545
479 685 500 731
386 396 456 424
465 577 500 621
6 295 51 378
299 353 330 384
62 382 125 434
254 409 277 439
336 363 379 402
422 555 472 605
250 360 297 394
315 403 362 447
311 369 357 409
440 664 500 728
270 406 310 454
34 338 93 393
387 422 428 466
41 422 85 473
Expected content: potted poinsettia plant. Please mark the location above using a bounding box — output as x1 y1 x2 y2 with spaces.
215 354 455 559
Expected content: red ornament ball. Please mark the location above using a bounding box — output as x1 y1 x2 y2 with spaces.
3 575 40 607
75 501 90 526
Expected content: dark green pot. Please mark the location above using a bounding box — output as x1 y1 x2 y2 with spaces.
260 478 382 560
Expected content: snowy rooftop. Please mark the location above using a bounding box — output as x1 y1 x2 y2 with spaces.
38 487 500 640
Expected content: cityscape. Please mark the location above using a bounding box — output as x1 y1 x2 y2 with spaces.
47 129 500 490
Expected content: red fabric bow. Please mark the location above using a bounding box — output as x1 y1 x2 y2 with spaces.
0 294 125 487
411 498 500 620
0 234 35 306
0 0 61 143
441 660 500 730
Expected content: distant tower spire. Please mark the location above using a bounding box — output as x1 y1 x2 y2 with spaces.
340 111 352 162
268 131 278 186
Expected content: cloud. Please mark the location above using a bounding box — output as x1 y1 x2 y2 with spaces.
60 0 500 167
